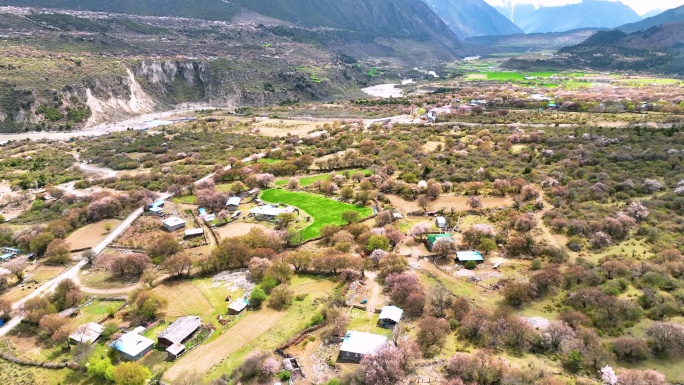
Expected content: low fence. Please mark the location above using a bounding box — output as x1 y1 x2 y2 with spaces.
274 323 326 352
0 352 75 370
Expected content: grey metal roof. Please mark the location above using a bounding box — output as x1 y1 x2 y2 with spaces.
157 316 202 344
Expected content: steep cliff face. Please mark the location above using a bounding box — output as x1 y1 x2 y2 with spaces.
0 58 369 132
130 59 367 110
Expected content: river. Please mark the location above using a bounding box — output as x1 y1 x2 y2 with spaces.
0 105 206 142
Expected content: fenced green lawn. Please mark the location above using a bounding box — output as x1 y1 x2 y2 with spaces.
260 189 373 240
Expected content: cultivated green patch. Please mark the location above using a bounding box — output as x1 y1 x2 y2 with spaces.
260 189 373 240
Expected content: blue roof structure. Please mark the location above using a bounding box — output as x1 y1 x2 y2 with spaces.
149 200 165 208
111 332 155 359
0 253 12 261
456 250 484 262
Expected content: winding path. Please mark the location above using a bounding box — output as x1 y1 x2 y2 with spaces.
0 195 168 337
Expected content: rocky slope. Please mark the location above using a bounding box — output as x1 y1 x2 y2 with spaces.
420 0 523 39
0 10 379 133
1 0 463 54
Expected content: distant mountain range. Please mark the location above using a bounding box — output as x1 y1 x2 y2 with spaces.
506 21 684 75
421 0 523 39
618 4 684 33
465 28 602 53
0 0 464 58
495 0 643 34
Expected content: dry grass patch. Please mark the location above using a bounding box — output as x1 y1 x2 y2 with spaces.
248 118 331 137
113 215 192 249
387 194 513 212
215 222 269 240
27 264 67 283
422 141 442 152
65 219 121 251
78 265 140 290
152 281 214 318
164 307 285 381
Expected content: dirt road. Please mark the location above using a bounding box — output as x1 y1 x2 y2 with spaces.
0 196 160 337
364 271 382 313
0 106 204 142
163 308 285 381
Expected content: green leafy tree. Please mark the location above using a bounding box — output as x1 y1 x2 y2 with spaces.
268 284 294 310
342 210 360 224
478 238 497 255
87 355 115 382
30 232 55 257
249 286 268 308
145 234 181 263
366 234 390 252
132 291 168 320
112 362 151 385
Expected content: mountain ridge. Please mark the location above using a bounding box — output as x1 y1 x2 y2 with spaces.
421 0 523 39
0 0 462 51
618 5 684 33
495 0 642 34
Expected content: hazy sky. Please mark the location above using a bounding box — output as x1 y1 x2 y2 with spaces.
484 0 684 15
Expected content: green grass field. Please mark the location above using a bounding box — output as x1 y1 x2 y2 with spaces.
275 174 331 188
260 189 373 240
257 158 281 164
274 169 372 187
466 71 557 82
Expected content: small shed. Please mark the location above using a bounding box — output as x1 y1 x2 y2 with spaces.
157 316 202 347
162 216 186 232
0 253 12 262
166 343 185 359
4 247 20 255
337 331 387 363
426 233 453 251
435 216 447 229
111 332 155 361
70 322 104 344
456 250 484 263
58 307 80 318
147 199 166 211
228 298 249 315
377 306 403 328
392 212 403 221
184 228 204 238
149 206 163 216
226 196 241 211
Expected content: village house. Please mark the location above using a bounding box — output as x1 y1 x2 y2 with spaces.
198 207 215 222
162 216 186 232
111 331 155 361
184 228 204 238
338 330 387 363
228 297 249 315
249 204 296 221
157 316 202 359
377 305 403 328
435 216 447 229
426 233 453 251
456 250 484 264
69 322 103 344
226 196 241 211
